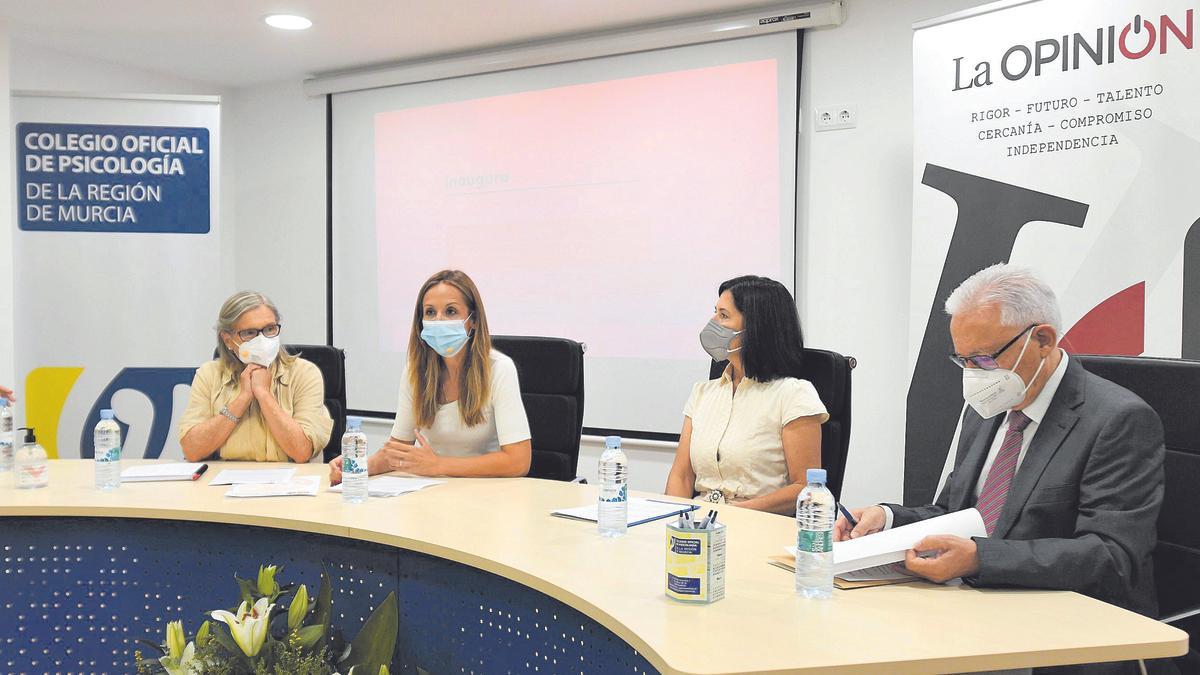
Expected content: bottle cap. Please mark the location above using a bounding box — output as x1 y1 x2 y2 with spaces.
604 435 621 449
19 427 36 444
806 468 827 484
346 416 363 429
100 409 115 420
0 398 8 407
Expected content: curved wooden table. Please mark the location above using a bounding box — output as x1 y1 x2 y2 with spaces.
0 460 1187 673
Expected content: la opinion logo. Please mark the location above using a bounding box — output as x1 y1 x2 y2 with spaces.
953 8 1194 91
24 366 195 459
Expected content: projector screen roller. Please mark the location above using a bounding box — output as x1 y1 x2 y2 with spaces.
333 33 798 436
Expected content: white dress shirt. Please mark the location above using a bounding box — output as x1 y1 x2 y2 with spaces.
881 350 1068 529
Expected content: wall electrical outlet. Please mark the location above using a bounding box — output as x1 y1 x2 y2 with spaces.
815 105 857 131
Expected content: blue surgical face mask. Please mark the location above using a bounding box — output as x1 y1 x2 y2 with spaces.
420 314 473 357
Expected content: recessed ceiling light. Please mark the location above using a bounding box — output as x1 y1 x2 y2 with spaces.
264 14 312 31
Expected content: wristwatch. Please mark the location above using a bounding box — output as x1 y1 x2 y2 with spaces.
219 405 240 423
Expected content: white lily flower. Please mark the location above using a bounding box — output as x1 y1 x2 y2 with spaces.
211 596 274 657
159 641 196 675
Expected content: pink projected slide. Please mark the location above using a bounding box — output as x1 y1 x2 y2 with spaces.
375 59 781 359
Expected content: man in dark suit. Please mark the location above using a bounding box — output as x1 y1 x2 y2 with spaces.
837 264 1164 621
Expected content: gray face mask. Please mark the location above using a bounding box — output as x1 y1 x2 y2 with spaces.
699 319 743 362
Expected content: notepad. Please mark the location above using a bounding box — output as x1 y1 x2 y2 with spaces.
225 476 319 498
552 498 699 527
120 462 206 482
327 476 444 497
209 468 296 486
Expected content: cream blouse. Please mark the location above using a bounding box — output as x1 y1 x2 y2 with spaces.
684 367 828 502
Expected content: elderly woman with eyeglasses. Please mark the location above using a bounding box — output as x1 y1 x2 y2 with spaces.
178 291 333 462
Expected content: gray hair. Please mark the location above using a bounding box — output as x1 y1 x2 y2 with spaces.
215 290 294 371
944 263 1062 330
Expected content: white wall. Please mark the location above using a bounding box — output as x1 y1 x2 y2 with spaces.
223 0 996 503
7 39 237 368
0 25 13 393
225 81 327 343
796 0 986 505
6 0 995 503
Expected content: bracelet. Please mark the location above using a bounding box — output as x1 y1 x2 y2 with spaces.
219 405 240 423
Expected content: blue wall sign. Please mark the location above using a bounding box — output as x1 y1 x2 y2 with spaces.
17 122 210 234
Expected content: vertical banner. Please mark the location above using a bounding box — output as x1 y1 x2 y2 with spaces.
12 94 226 460
906 0 1199 502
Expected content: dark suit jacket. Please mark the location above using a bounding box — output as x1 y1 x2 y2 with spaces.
887 358 1165 617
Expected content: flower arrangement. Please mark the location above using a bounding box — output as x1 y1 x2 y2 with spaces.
134 564 397 675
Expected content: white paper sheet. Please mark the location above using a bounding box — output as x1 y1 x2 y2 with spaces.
209 468 297 486
552 498 697 526
224 476 320 498
327 476 444 497
120 462 207 482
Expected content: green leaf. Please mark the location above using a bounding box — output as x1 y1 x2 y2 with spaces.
296 624 326 649
313 565 333 648
235 576 258 605
133 637 166 656
338 592 398 674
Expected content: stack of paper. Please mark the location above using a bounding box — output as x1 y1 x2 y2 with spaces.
225 476 320 498
209 468 296 485
120 463 206 482
552 498 699 527
327 476 444 497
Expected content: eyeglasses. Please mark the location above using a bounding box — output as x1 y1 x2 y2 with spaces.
947 324 1036 370
233 323 281 341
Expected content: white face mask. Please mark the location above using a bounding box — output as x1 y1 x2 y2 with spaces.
961 331 1046 419
236 334 280 367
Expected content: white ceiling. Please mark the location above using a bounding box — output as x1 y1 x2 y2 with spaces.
0 0 798 88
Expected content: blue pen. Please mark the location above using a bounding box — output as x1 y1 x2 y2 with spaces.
837 503 858 528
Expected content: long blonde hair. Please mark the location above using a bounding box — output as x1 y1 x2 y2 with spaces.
408 271 493 427
215 291 295 373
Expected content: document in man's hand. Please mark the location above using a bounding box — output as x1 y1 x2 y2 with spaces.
830 507 986 575
783 508 986 579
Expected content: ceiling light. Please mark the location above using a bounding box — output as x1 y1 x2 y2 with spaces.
264 14 312 30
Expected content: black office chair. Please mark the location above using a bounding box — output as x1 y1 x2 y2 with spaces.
1074 354 1200 673
491 335 585 481
210 343 347 462
288 344 348 463
709 348 856 500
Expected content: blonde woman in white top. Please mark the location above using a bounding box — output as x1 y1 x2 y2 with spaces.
330 270 531 483
665 276 828 514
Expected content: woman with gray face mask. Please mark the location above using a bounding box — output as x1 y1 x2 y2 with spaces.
664 276 827 514
178 291 333 463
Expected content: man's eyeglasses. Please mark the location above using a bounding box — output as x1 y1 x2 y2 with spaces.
947 324 1036 370
233 323 282 341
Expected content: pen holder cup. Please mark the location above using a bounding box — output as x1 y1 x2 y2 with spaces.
665 521 726 603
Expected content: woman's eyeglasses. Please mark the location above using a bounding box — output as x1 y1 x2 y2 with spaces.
234 323 281 341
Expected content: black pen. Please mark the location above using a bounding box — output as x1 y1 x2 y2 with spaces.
837 503 858 528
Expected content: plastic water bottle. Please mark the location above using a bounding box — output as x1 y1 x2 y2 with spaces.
795 468 835 599
0 399 13 472
14 427 48 489
94 409 122 490
597 435 628 537
341 416 369 504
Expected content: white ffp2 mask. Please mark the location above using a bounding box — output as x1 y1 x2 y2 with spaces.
237 334 280 367
961 331 1045 419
